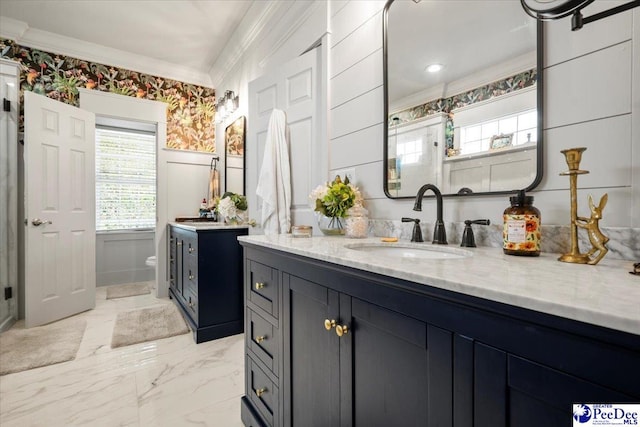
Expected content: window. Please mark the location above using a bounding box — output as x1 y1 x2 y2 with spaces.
396 138 423 165
460 109 537 155
95 124 156 231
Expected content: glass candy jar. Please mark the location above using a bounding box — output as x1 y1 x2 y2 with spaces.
345 206 369 238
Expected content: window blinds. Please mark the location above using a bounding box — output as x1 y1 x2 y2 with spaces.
95 126 156 231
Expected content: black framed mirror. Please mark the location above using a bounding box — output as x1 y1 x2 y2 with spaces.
224 116 246 195
383 0 543 199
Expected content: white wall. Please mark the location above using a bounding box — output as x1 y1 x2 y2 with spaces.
210 1 330 208
327 0 639 230
96 231 154 286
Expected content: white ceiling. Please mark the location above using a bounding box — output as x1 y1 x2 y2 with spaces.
0 0 255 87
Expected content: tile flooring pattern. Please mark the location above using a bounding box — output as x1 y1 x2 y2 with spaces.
0 285 245 427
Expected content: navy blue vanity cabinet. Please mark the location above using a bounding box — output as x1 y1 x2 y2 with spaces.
240 243 640 427
243 255 282 427
168 225 248 343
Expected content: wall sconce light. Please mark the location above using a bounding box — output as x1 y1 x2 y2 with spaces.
215 90 239 123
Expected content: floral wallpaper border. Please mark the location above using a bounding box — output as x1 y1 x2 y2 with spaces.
389 69 537 126
1 38 217 152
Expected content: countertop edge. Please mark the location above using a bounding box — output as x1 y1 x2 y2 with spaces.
238 236 640 336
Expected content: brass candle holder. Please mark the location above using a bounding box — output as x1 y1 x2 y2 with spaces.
558 147 609 265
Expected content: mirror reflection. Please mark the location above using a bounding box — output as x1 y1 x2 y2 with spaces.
384 0 542 198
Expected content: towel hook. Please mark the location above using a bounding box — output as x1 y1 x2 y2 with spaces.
210 155 220 171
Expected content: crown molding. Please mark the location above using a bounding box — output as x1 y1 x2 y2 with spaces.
208 1 286 88
0 16 28 40
444 51 536 99
257 1 325 70
0 16 212 87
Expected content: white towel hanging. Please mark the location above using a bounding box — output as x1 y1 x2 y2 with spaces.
256 109 291 234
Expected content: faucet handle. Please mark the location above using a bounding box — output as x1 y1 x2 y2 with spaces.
461 219 490 247
401 217 423 243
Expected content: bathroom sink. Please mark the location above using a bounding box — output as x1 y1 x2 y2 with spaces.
345 243 472 260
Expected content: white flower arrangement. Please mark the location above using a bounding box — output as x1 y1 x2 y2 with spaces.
217 196 237 220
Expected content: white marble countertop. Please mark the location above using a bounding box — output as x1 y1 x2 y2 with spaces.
169 221 249 231
238 235 640 335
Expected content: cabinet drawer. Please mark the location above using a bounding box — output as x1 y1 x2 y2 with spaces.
185 264 198 296
185 288 198 323
247 309 279 376
241 396 268 427
248 261 279 319
185 237 197 257
247 357 279 427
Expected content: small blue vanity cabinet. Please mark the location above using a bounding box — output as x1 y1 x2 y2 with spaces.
168 223 248 343
239 240 640 427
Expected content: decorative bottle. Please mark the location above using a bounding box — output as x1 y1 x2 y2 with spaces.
503 190 541 256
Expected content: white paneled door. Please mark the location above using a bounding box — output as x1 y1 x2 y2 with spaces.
24 91 96 327
247 46 326 230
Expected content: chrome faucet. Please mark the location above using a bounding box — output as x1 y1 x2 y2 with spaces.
413 184 448 244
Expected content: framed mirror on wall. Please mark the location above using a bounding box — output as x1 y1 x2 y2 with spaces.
225 116 246 195
383 0 544 199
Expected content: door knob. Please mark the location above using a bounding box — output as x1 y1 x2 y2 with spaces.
324 319 336 330
255 335 266 343
255 282 265 290
336 324 349 337
31 218 52 226
255 387 267 397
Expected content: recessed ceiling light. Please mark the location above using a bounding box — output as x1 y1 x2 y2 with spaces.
425 64 443 73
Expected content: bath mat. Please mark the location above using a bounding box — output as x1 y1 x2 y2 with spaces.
111 304 189 348
0 318 87 375
106 282 151 300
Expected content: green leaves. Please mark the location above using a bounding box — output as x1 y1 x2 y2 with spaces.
315 175 357 218
222 192 248 211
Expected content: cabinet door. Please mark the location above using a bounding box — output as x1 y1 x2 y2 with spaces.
282 274 340 427
169 229 177 293
342 297 430 427
172 228 186 300
508 355 637 427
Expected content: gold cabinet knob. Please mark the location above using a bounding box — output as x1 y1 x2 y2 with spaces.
255 335 266 343
256 387 267 397
324 319 336 330
255 282 265 290
336 325 349 337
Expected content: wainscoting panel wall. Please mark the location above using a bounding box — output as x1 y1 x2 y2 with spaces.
96 231 154 286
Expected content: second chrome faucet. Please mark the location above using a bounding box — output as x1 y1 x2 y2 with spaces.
413 184 447 245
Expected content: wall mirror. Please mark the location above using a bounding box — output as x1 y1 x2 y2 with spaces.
225 116 246 195
383 0 543 199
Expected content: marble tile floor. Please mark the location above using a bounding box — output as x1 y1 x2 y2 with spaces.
0 284 245 427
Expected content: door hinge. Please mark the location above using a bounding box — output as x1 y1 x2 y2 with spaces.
3 98 9 112
4 286 12 300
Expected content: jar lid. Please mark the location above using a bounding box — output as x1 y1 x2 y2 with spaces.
292 225 312 231
509 189 533 205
